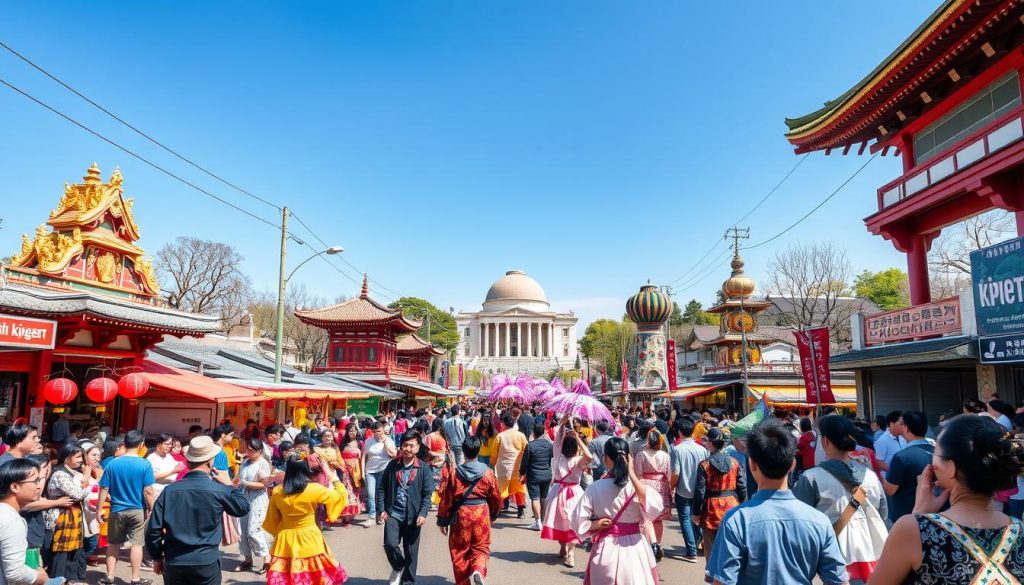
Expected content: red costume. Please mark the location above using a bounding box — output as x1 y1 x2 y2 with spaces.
437 462 502 585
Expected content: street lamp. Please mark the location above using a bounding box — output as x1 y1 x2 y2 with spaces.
274 245 344 383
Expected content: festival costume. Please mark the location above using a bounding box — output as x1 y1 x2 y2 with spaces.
573 479 664 585
238 457 272 560
263 482 349 585
694 453 742 530
541 428 585 544
437 461 501 585
495 428 528 507
339 443 363 521
634 448 672 523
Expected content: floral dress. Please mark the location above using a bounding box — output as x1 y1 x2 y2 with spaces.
45 467 89 581
264 482 349 585
633 448 672 522
239 457 272 559
339 442 363 521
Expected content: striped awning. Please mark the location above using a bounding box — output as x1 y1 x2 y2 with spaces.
746 384 857 406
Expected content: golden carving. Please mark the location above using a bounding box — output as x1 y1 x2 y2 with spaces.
95 252 116 283
11 234 32 266
29 226 83 273
134 257 160 294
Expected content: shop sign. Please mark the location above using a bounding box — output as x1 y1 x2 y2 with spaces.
863 298 961 345
346 397 379 416
979 332 1024 364
0 314 57 350
971 236 1024 336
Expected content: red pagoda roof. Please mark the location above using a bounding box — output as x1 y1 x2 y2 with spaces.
396 333 445 356
784 0 1022 153
294 275 420 331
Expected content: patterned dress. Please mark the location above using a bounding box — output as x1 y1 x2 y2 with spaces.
437 463 502 585
264 482 349 585
906 514 1024 585
238 457 272 559
634 448 672 522
339 442 363 521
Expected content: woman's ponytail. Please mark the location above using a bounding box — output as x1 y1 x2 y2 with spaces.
605 437 630 488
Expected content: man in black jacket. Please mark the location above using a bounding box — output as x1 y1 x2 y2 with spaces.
519 424 553 531
378 430 435 585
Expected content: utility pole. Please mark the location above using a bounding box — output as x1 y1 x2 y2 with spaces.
724 227 750 412
274 207 290 384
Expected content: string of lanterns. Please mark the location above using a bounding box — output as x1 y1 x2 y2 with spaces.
41 373 151 405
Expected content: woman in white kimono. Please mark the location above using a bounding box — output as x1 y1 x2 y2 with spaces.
573 436 664 585
541 414 593 568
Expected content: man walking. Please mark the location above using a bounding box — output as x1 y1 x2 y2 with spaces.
882 410 934 523
873 410 906 478
378 430 434 585
494 413 528 518
98 430 155 585
706 420 848 585
146 436 249 585
437 436 501 585
519 425 553 531
444 405 470 466
669 417 708 563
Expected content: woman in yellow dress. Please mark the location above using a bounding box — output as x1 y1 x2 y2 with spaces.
264 456 349 585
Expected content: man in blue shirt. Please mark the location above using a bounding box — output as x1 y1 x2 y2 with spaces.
443 405 469 466
882 410 934 522
98 430 155 585
706 420 848 585
670 417 708 563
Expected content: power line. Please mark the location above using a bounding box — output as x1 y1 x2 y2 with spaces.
0 39 281 212
674 248 732 292
670 239 724 285
0 76 281 230
746 153 877 249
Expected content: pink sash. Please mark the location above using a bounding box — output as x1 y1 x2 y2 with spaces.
584 492 636 585
554 459 580 498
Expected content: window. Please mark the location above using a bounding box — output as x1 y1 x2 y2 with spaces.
465 345 470 357
464 327 470 338
563 345 569 357
367 347 377 362
333 346 346 363
562 327 569 338
914 73 1021 165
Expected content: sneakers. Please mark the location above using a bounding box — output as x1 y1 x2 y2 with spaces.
99 576 116 585
471 571 486 585
652 543 664 562
130 579 153 585
388 569 402 585
530 519 542 531
681 554 699 563
516 506 525 519
141 560 155 572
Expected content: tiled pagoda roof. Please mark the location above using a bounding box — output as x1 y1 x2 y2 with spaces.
294 275 420 331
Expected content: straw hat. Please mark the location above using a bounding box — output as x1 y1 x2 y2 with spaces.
184 435 222 463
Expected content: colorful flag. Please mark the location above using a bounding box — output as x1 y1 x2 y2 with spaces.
621 360 629 395
729 397 770 440
794 327 836 404
666 338 678 391
458 363 464 390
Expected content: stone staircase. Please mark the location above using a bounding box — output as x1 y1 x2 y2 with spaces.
458 356 567 376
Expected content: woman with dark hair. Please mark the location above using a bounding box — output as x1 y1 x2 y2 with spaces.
44 443 89 585
693 427 746 561
337 423 363 525
237 437 272 573
475 414 497 467
986 399 1016 431
573 436 663 585
868 415 1024 585
263 456 349 585
541 414 594 568
634 428 672 561
795 415 887 584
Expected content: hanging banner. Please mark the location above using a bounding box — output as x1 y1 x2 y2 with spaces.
458 363 464 390
601 366 607 393
794 327 836 404
621 360 629 396
971 236 1024 336
440 360 450 389
666 338 678 391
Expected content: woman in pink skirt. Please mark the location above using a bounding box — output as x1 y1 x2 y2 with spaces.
541 414 594 568
633 428 672 561
573 436 664 585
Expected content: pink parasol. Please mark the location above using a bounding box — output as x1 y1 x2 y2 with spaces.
543 380 614 424
487 373 535 404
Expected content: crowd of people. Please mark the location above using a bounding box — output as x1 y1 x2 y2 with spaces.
0 396 1022 585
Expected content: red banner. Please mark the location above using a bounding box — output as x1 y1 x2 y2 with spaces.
794 327 836 404
458 363 464 390
0 314 57 350
666 338 678 391
601 366 607 393
621 361 629 395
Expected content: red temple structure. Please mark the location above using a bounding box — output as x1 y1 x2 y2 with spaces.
0 164 240 432
784 0 1024 413
297 277 457 401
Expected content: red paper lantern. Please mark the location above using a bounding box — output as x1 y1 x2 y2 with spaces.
118 373 150 399
85 377 119 403
42 378 78 405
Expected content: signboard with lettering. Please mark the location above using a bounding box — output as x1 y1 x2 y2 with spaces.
138 402 216 438
0 314 57 350
863 298 962 345
346 397 380 416
979 332 1024 364
971 236 1024 336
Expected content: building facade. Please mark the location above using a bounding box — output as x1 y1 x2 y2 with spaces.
455 270 578 375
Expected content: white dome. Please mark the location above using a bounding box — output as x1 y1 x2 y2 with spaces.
483 271 549 312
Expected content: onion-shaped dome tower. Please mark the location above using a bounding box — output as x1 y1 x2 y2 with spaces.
625 283 671 392
625 285 672 331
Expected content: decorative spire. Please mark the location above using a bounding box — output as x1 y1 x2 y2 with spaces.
84 163 101 184
361 273 369 298
730 249 745 277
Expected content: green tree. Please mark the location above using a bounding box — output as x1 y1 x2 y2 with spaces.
579 318 636 379
854 268 910 310
388 297 459 352
680 299 719 325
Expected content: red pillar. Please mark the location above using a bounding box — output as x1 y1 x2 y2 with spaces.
1016 210 1024 236
907 235 931 305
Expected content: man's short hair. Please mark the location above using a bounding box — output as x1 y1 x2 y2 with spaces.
450 404 461 416
676 417 695 438
747 420 797 480
210 424 234 441
188 424 203 435
885 410 903 426
124 430 145 449
461 435 481 459
901 410 928 437
4 423 36 448
400 430 421 445
0 458 39 498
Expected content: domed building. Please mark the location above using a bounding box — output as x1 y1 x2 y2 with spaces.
455 271 578 375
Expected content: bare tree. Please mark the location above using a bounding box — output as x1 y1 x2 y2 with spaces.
928 210 1015 301
249 286 348 371
765 242 861 347
156 237 251 333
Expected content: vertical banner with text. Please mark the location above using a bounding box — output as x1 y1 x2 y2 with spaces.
666 338 678 391
440 360 450 389
794 327 835 404
621 361 629 396
458 363 464 390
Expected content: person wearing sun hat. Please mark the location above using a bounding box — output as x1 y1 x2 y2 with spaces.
145 435 249 585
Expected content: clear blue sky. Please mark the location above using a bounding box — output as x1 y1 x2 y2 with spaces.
0 2 936 330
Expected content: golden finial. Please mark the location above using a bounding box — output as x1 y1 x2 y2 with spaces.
84 163 101 184
109 167 123 187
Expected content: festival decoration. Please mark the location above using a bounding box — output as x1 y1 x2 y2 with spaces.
117 372 151 399
543 380 614 424
85 377 119 403
42 377 78 405
486 373 535 404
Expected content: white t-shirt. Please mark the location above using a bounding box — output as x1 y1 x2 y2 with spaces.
363 436 395 474
147 452 179 493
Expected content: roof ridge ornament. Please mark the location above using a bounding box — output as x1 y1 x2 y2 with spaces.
361 273 369 298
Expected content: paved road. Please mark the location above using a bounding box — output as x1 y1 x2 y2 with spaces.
105 509 708 585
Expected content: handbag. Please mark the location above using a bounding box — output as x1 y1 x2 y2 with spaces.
819 466 868 536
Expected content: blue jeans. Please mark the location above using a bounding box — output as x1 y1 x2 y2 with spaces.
365 470 386 519
675 493 702 557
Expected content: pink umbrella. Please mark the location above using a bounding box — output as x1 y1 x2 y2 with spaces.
487 373 535 404
543 380 615 424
